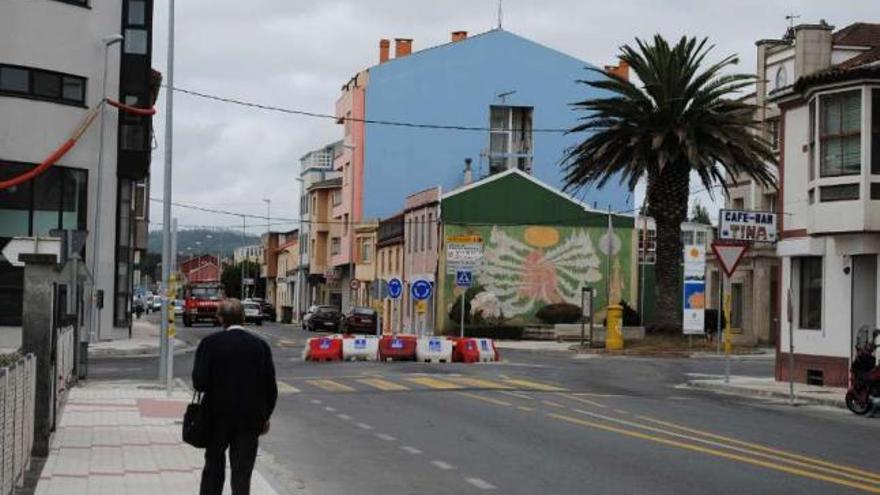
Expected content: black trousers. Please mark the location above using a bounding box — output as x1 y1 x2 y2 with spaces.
200 422 260 495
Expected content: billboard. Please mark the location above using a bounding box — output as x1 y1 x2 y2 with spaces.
682 245 705 335
719 209 777 243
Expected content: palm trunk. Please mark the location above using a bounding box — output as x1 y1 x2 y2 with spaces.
646 165 690 332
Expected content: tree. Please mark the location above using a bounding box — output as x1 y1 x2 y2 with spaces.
221 261 263 300
690 201 712 225
562 36 776 331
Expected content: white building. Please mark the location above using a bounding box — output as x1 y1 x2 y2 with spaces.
0 0 156 339
296 141 341 317
772 22 880 387
233 244 263 264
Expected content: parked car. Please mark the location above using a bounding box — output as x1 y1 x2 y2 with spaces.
341 307 378 334
307 306 342 332
261 301 276 322
151 297 162 311
243 300 263 326
173 299 184 317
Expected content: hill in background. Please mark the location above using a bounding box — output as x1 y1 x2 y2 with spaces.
147 228 261 257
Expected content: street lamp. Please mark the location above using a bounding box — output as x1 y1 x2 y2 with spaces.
89 33 124 343
343 143 356 308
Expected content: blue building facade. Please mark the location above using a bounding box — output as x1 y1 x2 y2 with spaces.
362 29 633 219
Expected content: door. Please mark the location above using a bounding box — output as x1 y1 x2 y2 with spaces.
851 255 878 360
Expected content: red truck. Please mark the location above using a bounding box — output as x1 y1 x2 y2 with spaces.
182 281 225 327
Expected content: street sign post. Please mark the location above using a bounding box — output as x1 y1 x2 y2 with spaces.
349 279 361 291
411 279 432 337
456 269 473 337
581 287 594 347
387 278 403 299
682 245 707 338
711 240 750 385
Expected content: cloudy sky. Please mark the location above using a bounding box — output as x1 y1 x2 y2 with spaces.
148 0 876 233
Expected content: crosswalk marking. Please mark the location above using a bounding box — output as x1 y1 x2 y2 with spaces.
457 392 512 407
502 378 565 391
447 377 513 390
356 378 410 391
405 376 463 390
306 379 356 392
276 381 300 394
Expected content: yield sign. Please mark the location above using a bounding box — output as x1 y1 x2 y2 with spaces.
711 241 749 277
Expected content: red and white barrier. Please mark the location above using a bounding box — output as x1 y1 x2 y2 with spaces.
416 337 453 363
378 335 417 361
342 336 379 361
303 336 343 362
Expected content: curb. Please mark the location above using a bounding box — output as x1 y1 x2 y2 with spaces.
88 341 195 359
685 380 846 409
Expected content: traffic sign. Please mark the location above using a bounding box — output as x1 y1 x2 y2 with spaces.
411 279 432 301
1 237 61 267
416 300 427 314
387 278 403 299
719 209 777 243
350 279 361 290
243 277 255 286
455 270 473 288
711 241 749 277
446 235 483 274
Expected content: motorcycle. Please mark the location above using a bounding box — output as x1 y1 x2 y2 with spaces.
845 326 880 415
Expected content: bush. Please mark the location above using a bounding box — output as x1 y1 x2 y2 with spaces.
0 351 21 368
536 303 582 324
602 300 641 327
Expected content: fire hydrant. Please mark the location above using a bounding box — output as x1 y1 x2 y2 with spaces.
605 304 624 350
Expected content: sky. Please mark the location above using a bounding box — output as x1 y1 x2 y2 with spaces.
147 0 876 234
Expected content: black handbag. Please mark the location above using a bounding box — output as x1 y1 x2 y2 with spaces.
183 391 210 448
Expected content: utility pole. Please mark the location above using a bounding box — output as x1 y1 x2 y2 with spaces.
264 198 271 301
159 0 175 395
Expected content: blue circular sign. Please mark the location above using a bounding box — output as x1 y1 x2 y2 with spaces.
411 280 433 301
387 278 403 299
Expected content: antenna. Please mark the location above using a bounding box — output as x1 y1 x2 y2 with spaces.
497 0 503 29
785 13 800 30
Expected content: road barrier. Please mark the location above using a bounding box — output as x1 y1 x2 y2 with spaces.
342 336 379 361
304 337 343 362
416 337 453 363
0 354 36 495
476 338 500 362
452 338 482 363
378 336 417 361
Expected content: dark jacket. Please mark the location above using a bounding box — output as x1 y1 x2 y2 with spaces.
192 326 278 431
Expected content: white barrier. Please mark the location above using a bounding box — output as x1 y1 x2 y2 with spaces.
0 353 36 495
475 339 499 362
416 337 453 363
342 336 379 361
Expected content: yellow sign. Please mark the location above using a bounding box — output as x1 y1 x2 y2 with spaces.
416 300 427 314
446 235 482 243
167 324 176 338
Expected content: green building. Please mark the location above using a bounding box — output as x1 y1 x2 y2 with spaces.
438 169 636 332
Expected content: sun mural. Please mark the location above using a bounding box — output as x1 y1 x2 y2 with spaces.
480 225 607 317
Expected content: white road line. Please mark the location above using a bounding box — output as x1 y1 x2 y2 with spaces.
613 409 630 415
376 433 396 442
324 406 337 412
465 478 497 490
431 460 455 470
401 446 423 455
356 423 373 430
310 399 322 404
336 414 352 421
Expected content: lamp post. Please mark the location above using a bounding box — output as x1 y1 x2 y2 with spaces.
342 144 356 308
159 0 175 394
263 198 271 301
88 33 124 344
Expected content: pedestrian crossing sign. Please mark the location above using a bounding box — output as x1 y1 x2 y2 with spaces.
455 270 473 288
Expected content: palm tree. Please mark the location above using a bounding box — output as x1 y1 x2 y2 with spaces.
562 35 776 331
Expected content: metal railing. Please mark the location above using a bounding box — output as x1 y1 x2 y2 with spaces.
0 354 36 495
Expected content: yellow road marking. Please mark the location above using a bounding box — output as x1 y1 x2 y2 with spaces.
635 415 880 484
405 376 463 390
306 379 356 392
457 392 512 407
541 400 566 408
276 381 300 394
356 378 409 391
447 377 513 390
557 393 607 408
517 405 536 412
502 378 565 391
548 412 880 494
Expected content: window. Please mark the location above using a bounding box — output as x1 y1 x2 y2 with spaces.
0 163 87 238
695 230 707 246
128 0 146 25
732 198 744 210
360 240 372 263
407 218 412 253
809 98 816 181
819 184 860 202
420 214 426 251
819 90 861 177
767 119 780 151
0 64 86 106
332 190 342 206
124 29 149 55
872 183 880 200
764 193 777 212
427 212 433 250
730 283 743 329
330 237 341 255
797 257 822 330
120 125 146 151
638 228 656 264
681 230 694 246
488 105 534 174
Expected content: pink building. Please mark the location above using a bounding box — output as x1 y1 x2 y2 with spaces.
403 187 441 334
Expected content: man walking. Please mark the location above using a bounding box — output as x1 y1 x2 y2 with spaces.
193 298 278 495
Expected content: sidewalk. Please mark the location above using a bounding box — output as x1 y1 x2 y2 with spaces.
686 375 847 409
35 380 279 495
88 319 189 358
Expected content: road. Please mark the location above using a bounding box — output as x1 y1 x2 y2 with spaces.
88 319 880 495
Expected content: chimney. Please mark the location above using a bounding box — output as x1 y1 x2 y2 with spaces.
605 59 629 81
793 22 833 78
451 31 468 42
463 158 473 185
379 38 390 63
394 38 413 58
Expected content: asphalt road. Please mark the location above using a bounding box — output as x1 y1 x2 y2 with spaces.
87 319 880 495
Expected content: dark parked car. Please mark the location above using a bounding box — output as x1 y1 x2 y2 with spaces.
249 298 277 322
341 307 378 334
307 306 342 332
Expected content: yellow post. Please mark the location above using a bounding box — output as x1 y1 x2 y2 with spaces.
723 293 732 354
605 304 624 350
